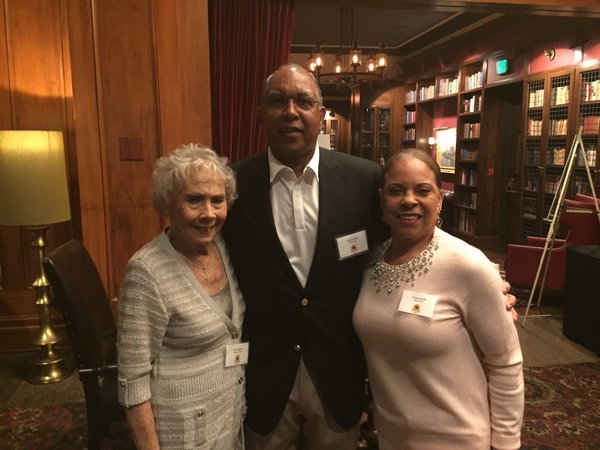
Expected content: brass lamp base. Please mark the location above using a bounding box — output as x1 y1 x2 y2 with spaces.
27 346 72 385
26 225 72 384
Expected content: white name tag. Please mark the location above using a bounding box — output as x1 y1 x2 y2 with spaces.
398 290 438 318
336 230 369 260
225 342 249 367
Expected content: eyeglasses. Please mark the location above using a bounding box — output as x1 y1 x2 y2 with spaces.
263 94 320 111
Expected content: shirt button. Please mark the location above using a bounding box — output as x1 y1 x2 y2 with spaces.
232 332 238 339
293 344 301 352
301 298 309 306
120 381 125 386
198 411 204 417
238 377 244 384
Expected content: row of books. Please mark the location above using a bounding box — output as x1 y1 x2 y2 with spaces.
582 78 600 102
547 147 566 165
526 118 598 137
459 168 478 185
459 147 479 161
463 122 480 139
438 77 459 96
528 89 544 108
405 111 416 123
419 85 436 101
527 119 543 136
583 115 600 134
578 148 597 166
544 177 560 194
457 210 476 233
459 191 477 208
404 128 416 140
462 95 481 113
464 71 483 91
549 119 568 135
405 89 417 103
551 86 569 105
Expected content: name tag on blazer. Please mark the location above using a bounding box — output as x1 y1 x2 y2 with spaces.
336 230 369 260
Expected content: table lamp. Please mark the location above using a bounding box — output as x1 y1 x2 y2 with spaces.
0 130 72 384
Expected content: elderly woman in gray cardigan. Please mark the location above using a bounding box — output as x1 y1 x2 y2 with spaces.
117 144 245 449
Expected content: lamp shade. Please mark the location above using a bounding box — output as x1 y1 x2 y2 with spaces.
0 130 71 226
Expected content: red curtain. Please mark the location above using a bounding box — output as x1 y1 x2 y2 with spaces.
209 0 295 162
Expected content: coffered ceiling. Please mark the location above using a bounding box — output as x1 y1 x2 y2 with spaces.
291 0 600 59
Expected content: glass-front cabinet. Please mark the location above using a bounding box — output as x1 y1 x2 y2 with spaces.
575 65 600 196
519 70 573 243
359 106 391 164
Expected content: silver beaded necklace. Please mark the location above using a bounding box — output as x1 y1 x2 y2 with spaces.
370 238 439 293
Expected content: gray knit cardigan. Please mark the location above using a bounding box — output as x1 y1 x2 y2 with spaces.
117 231 245 449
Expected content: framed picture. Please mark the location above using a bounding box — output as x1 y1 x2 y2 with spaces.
433 127 456 173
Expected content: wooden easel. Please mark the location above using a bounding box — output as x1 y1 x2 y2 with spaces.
521 126 600 326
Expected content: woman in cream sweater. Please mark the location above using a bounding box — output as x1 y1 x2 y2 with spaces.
353 148 524 450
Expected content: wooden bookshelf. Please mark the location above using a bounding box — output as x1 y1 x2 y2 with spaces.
517 69 574 243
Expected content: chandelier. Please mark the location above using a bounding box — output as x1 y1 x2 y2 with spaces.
307 7 387 85
308 40 388 85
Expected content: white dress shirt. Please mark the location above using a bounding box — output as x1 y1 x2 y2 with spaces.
268 145 320 287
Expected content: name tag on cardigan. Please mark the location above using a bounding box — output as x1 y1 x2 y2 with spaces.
225 342 249 367
336 230 368 260
398 290 437 318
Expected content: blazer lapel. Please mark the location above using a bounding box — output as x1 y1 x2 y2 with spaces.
244 154 302 289
305 148 340 287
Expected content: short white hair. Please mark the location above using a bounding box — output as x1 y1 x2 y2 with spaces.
152 144 237 215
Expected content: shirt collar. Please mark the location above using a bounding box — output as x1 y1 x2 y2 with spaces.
268 143 321 183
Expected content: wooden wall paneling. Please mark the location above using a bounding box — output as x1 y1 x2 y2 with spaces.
0 0 34 351
0 0 73 351
0 0 10 126
154 0 212 154
64 0 110 292
93 0 162 296
0 0 22 299
59 0 82 243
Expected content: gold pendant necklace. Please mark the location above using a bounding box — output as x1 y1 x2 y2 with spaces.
185 243 213 280
370 238 439 293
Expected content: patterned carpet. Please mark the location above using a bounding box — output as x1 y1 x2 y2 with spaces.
521 362 600 450
0 362 599 449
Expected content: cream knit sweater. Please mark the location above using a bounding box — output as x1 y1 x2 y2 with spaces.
354 228 524 450
117 231 245 449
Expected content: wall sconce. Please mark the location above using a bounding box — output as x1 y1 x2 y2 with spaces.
428 136 437 158
544 47 556 61
573 46 583 63
0 130 72 384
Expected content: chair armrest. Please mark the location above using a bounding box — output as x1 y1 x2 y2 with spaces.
78 362 118 377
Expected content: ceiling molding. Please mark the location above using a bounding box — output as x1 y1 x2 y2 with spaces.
294 0 600 18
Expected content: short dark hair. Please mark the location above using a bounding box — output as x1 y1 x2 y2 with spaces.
260 63 323 106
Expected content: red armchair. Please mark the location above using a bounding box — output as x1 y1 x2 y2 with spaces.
504 233 571 292
562 199 600 245
504 195 599 293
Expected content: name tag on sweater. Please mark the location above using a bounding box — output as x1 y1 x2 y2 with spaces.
225 342 249 367
398 290 437 318
336 230 368 260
